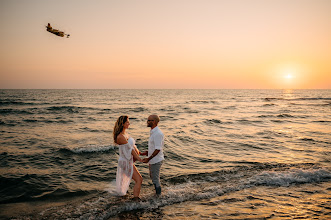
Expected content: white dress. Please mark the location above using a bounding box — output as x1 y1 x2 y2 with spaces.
116 137 137 196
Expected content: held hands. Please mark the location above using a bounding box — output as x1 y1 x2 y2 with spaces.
133 150 149 163
135 157 149 163
142 158 150 163
138 149 159 163
131 150 152 163
139 150 150 163
133 156 144 163
142 151 150 163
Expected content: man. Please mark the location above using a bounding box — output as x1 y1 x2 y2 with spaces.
141 115 164 196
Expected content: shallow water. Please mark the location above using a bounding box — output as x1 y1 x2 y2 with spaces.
0 89 330 219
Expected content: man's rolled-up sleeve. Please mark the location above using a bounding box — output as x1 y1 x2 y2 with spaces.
153 133 163 150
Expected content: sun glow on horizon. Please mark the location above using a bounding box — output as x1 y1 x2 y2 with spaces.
285 74 294 79
265 63 308 89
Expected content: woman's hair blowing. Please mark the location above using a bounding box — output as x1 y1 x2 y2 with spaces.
113 115 128 144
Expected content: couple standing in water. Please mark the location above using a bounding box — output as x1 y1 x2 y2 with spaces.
113 115 164 200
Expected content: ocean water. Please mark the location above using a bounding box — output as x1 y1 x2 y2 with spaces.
0 89 330 219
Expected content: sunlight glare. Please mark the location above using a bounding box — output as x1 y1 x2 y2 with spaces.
285 74 293 79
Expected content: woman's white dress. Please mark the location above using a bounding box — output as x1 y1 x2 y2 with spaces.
116 137 136 196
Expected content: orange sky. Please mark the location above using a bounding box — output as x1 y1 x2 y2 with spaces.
0 0 330 89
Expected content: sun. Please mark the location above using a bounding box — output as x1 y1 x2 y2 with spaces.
284 73 293 79
281 69 297 89
268 63 309 89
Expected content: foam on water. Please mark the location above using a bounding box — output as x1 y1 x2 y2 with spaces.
65 144 116 154
32 165 331 219
102 168 330 218
249 168 331 187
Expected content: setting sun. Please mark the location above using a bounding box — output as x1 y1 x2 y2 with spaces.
285 74 294 79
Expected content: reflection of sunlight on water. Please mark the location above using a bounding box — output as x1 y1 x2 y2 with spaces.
283 89 294 99
273 128 293 138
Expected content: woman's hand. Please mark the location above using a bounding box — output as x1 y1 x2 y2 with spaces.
133 157 143 163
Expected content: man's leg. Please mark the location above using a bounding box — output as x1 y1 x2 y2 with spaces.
149 161 162 195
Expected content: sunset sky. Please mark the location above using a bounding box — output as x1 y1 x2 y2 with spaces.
0 0 330 89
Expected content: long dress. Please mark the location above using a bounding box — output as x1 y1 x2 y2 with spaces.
116 137 136 196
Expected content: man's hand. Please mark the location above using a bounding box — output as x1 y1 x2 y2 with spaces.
140 151 148 156
142 158 149 163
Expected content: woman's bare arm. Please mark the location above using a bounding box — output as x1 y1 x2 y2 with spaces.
132 148 143 162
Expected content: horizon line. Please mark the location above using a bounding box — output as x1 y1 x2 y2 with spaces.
0 88 330 90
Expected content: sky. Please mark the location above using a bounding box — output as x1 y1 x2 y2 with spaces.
0 0 330 89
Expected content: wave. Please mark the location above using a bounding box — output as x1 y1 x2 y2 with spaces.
265 97 331 101
247 168 331 187
159 115 177 121
46 106 104 114
0 99 37 106
263 103 276 107
312 120 331 123
119 107 147 113
96 108 114 114
0 120 19 127
3 163 330 218
276 113 294 118
299 137 315 142
0 173 92 204
23 118 74 124
166 162 323 184
0 109 34 115
61 144 116 154
187 100 219 104
258 114 309 119
205 119 222 124
43 164 330 219
236 119 264 124
223 105 237 109
291 97 331 101
0 103 111 115
0 105 104 117
79 127 106 133
46 106 81 113
107 167 329 214
0 119 75 126
0 106 85 116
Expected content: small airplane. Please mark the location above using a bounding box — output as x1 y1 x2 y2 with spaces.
46 23 70 38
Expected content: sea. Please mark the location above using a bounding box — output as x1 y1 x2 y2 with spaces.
0 89 330 219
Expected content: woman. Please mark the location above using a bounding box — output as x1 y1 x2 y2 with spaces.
113 115 143 200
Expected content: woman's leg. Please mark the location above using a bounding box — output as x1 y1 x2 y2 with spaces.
132 164 143 198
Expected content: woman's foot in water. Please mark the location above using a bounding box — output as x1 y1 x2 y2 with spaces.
132 197 141 202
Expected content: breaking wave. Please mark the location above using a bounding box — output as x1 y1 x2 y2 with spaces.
38 165 330 219
61 144 116 154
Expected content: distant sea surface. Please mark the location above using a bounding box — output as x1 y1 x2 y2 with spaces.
0 89 330 219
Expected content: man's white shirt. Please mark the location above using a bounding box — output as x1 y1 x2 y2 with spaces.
148 126 164 164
